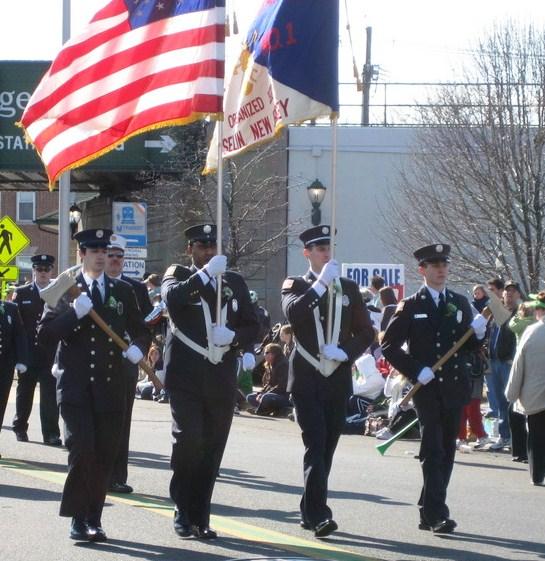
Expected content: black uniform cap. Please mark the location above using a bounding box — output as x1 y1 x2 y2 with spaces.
73 228 112 249
185 223 217 244
31 254 55 267
299 225 331 248
413 243 451 264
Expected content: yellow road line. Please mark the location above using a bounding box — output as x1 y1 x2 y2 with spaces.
0 458 380 561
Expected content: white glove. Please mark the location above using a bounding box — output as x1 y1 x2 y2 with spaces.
242 352 256 371
322 344 348 362
73 293 93 319
471 313 487 340
204 255 227 278
212 325 235 346
15 363 27 374
123 344 144 364
417 366 435 385
317 260 339 287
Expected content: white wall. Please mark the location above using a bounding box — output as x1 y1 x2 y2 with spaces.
287 126 419 279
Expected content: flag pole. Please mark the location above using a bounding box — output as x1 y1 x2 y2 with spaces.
326 116 338 343
215 120 224 325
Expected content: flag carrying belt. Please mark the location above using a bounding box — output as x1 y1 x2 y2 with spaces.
169 296 229 365
293 279 343 377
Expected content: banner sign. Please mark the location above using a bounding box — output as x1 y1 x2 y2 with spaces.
342 263 405 300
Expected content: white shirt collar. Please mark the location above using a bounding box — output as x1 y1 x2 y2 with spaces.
82 271 105 290
425 284 446 305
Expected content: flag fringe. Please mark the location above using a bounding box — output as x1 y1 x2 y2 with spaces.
18 112 224 191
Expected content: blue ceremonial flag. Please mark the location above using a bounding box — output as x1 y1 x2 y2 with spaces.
205 0 338 172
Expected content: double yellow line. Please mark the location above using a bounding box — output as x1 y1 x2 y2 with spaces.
0 457 379 561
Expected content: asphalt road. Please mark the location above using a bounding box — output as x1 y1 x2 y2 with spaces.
1 390 544 561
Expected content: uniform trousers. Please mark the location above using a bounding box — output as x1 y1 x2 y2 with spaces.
527 409 545 485
60 400 124 522
110 362 138 485
291 389 347 527
0 370 15 430
414 394 461 525
169 388 235 527
13 367 59 439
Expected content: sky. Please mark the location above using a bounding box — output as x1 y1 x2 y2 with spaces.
2 0 545 124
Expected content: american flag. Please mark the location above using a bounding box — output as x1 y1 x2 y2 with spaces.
19 0 225 187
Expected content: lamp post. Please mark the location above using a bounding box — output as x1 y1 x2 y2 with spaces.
69 204 82 238
307 179 327 226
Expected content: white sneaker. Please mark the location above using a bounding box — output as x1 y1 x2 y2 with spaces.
376 428 394 440
473 436 492 449
489 437 510 450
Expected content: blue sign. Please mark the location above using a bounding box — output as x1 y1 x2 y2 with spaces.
112 202 147 247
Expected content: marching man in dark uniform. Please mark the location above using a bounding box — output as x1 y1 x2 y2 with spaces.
105 234 153 494
381 244 487 534
162 223 258 539
0 297 27 459
12 254 61 445
38 229 150 542
281 225 374 538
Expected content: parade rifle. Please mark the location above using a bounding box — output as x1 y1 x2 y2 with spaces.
398 293 511 410
40 264 163 391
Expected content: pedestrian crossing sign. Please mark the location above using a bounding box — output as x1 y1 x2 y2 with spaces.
0 265 19 282
0 215 31 265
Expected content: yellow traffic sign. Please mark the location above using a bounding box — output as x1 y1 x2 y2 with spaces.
0 215 30 265
0 265 19 282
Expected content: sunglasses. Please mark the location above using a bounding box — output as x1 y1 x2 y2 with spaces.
107 253 124 259
34 266 52 272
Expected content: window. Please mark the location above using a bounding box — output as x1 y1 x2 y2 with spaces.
16 191 36 223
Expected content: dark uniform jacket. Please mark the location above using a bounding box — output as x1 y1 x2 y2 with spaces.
121 274 153 318
382 286 477 407
281 272 375 396
162 264 259 397
0 300 28 372
13 282 55 368
38 273 150 411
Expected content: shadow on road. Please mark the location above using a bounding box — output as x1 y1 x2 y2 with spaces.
217 467 410 506
128 451 171 471
325 530 545 561
0 483 61 502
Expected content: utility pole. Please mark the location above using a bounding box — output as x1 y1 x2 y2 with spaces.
361 26 373 126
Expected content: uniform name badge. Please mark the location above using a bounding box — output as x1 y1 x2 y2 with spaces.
342 295 350 307
232 299 238 312
8 315 12 325
456 310 463 323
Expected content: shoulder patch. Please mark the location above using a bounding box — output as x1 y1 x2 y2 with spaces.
282 278 295 290
396 301 406 312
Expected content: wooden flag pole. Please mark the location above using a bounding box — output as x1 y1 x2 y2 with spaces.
215 120 224 325
326 116 339 343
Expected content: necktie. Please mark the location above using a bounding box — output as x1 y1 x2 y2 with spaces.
91 279 102 308
438 292 446 316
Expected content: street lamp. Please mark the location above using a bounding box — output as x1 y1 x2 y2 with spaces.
307 179 327 226
69 204 82 238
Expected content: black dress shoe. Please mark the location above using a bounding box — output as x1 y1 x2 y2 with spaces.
86 525 107 542
419 518 457 531
44 436 62 446
69 518 89 541
314 519 338 538
192 526 218 539
14 431 28 442
300 520 311 530
173 510 193 538
431 519 457 534
109 482 133 494
512 456 528 463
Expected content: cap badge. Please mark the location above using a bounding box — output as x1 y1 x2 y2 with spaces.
96 230 104 238
203 225 212 234
41 255 46 260
435 244 443 253
322 226 329 235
